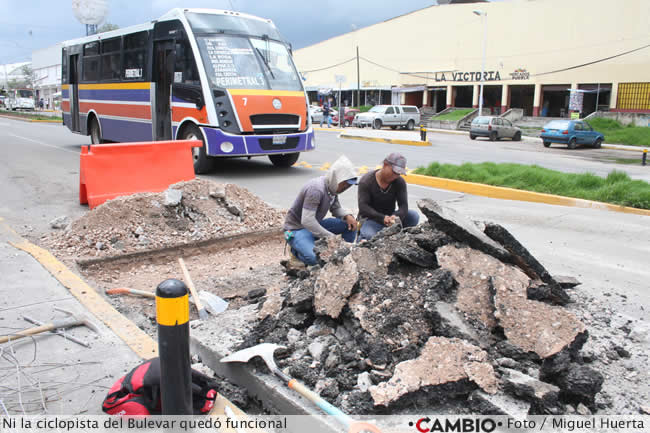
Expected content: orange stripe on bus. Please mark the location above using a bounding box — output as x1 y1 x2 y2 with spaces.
79 102 151 120
172 106 207 124
229 93 307 132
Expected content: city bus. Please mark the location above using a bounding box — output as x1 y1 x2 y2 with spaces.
5 88 35 111
61 8 314 173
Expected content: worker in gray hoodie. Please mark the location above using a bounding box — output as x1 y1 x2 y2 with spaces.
284 155 358 266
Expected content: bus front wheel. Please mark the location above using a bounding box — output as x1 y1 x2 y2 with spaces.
89 116 104 144
182 124 213 174
269 152 300 167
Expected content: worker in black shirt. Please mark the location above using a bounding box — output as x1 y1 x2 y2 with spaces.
357 152 419 241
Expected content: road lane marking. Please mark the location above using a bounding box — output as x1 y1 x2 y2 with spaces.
7 133 78 154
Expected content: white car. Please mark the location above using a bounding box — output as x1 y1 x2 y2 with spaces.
309 106 324 123
353 105 420 130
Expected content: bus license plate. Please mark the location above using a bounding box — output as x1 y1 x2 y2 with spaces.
273 136 287 145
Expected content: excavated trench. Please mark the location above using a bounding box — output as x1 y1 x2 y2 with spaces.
39 180 645 417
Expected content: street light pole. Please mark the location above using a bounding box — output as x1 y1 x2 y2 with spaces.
473 10 487 116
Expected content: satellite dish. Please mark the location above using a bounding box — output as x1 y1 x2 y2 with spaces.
72 0 109 26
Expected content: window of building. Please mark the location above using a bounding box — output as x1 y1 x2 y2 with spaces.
617 83 650 111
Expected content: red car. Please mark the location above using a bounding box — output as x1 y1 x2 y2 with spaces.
332 108 360 127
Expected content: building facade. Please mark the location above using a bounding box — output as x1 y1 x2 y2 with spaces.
32 44 63 110
293 0 650 117
1 62 31 91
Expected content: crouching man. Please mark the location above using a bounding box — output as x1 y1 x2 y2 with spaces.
284 155 359 266
358 152 419 241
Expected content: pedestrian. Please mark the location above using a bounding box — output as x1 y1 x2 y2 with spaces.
320 99 331 128
326 97 334 128
357 152 419 241
39 98 44 110
283 155 359 266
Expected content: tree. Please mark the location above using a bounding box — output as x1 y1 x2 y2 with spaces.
97 23 119 33
7 65 35 90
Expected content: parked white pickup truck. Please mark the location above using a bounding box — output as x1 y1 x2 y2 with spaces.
353 105 421 130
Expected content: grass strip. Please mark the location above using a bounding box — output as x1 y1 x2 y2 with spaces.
413 161 650 209
586 118 650 147
0 109 62 121
433 109 474 121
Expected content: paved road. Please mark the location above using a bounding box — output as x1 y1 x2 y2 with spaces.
0 119 648 323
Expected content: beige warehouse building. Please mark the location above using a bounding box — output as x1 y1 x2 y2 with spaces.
293 0 650 118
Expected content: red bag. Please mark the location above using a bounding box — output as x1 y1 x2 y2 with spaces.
102 358 218 416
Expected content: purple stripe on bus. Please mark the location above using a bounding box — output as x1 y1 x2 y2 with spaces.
202 127 247 156
99 117 153 142
79 88 150 102
62 89 69 98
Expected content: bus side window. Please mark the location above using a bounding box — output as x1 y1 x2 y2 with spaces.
82 41 100 82
122 31 147 81
101 38 121 81
174 39 200 85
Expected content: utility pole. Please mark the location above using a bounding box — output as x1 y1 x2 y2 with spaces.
356 46 360 108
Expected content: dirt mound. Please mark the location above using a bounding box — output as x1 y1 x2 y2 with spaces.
42 179 285 259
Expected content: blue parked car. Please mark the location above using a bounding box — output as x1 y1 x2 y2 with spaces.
540 120 604 149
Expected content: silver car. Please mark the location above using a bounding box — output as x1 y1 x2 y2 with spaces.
470 116 522 141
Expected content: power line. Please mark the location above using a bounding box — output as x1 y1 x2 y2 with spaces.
534 43 650 77
301 57 356 73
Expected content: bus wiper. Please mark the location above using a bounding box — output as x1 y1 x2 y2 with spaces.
255 47 275 79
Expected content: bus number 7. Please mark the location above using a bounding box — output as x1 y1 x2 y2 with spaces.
242 97 247 106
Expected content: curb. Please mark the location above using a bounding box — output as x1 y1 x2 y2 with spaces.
403 173 650 217
339 133 431 147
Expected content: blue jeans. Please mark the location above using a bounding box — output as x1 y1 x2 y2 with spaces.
359 209 420 241
320 115 332 127
288 218 355 265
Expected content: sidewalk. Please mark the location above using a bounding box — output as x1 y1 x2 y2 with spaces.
0 219 142 415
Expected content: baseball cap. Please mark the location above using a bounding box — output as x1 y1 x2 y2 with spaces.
346 177 358 185
385 153 407 175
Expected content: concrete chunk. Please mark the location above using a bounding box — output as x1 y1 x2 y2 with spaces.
501 368 560 407
438 245 586 359
554 275 582 289
369 337 497 406
469 390 531 417
417 199 509 261
313 254 358 318
436 245 499 330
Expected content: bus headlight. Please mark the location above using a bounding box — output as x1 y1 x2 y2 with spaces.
221 141 234 153
311 133 315 148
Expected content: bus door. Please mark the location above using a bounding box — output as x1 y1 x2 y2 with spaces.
153 40 175 141
70 54 81 132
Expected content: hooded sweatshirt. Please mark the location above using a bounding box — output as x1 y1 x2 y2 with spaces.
284 155 357 237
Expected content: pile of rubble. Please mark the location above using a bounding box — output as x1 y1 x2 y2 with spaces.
41 179 285 259
241 199 606 416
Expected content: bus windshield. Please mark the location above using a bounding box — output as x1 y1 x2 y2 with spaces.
18 90 33 98
186 12 284 41
195 35 302 91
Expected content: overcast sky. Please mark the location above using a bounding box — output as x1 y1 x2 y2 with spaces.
0 0 479 63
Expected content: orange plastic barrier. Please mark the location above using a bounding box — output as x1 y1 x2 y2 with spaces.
79 140 202 209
